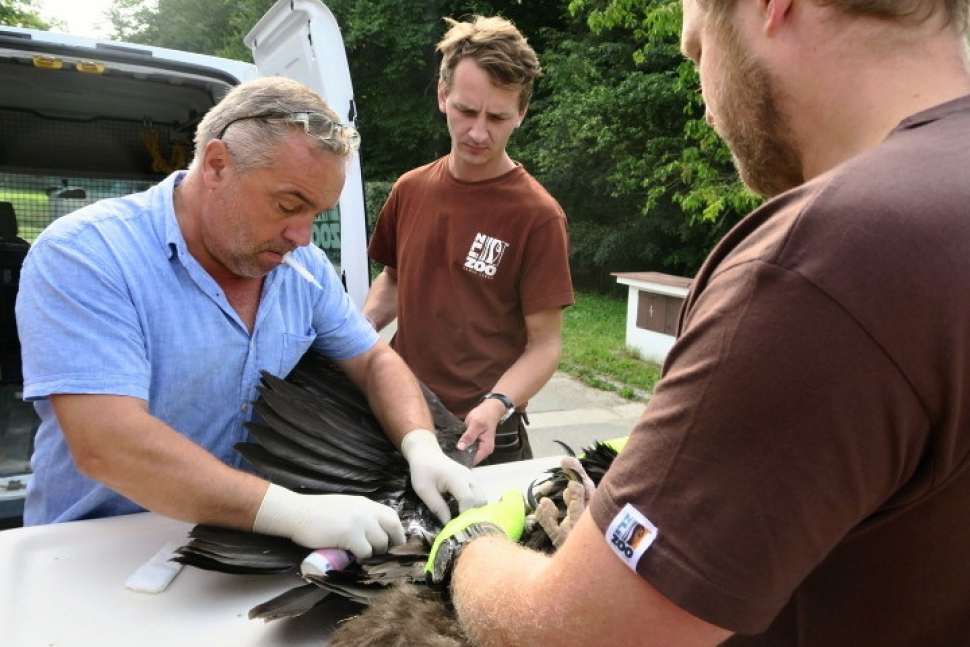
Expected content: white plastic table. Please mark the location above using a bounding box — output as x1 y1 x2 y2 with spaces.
0 456 560 646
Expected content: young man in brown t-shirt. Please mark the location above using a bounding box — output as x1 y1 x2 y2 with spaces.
435 2 970 645
364 16 574 466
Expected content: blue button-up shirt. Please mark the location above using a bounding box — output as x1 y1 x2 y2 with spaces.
17 171 378 524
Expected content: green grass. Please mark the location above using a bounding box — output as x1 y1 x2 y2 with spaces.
0 188 47 213
559 291 663 400
0 188 48 242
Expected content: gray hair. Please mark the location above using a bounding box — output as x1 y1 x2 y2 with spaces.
192 76 354 173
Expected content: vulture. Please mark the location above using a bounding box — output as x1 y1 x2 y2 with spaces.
173 349 620 645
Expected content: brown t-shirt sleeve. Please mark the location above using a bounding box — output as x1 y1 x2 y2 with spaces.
367 182 400 269
589 261 925 634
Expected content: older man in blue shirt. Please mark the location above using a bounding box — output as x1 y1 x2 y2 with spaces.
16 77 484 559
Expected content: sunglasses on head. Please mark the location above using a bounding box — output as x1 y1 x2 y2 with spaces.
217 111 360 152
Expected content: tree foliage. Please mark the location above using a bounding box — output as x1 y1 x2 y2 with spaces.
576 0 759 223
105 0 271 60
97 0 757 289
0 0 55 29
324 0 574 180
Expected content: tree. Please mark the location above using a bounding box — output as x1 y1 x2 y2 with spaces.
323 0 448 180
504 0 761 288
105 0 270 60
574 0 759 228
325 0 574 181
0 0 55 29
102 0 567 181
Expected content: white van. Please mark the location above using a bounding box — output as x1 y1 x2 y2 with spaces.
0 0 368 526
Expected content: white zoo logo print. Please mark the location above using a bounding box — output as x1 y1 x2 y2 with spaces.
606 503 658 572
464 233 509 278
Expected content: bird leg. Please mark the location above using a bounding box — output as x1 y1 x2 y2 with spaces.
561 455 596 500
534 456 596 549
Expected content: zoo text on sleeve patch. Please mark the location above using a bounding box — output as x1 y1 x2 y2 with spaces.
605 503 658 572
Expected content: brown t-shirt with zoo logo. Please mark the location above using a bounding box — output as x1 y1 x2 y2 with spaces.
590 94 970 645
368 157 574 418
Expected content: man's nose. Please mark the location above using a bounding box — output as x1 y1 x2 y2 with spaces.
468 114 489 143
283 218 314 248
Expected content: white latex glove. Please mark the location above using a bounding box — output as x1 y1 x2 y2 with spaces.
401 429 487 523
254 484 405 559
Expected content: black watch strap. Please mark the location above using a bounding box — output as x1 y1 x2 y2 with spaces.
481 392 515 423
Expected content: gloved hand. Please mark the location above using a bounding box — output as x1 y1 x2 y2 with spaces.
401 429 487 523
425 489 526 584
253 483 405 559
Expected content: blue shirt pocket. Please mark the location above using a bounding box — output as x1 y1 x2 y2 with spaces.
278 332 316 377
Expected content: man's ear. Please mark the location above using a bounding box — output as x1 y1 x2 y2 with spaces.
437 80 448 113
763 0 794 36
201 139 231 186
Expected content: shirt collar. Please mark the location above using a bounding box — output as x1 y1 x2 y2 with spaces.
158 170 189 261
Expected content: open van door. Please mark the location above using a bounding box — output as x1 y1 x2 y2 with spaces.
245 0 369 308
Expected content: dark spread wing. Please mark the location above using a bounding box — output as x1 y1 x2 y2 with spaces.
173 525 306 574
248 583 333 621
174 349 465 614
175 348 619 627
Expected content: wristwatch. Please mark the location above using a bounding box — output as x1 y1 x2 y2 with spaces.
481 392 515 423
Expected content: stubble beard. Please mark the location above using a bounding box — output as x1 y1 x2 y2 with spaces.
715 20 805 198
209 181 271 279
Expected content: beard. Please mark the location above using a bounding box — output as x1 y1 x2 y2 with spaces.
205 179 284 279
711 19 804 198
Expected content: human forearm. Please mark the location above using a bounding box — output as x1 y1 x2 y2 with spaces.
452 535 558 647
461 311 562 458
452 515 732 647
55 393 406 553
361 267 399 331
338 343 484 521
432 490 561 646
53 394 266 528
462 339 560 460
453 537 650 647
487 306 564 407
490 335 561 408
365 362 433 447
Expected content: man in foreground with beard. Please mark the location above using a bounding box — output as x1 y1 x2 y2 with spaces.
430 1 970 645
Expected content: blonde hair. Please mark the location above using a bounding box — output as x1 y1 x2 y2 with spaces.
437 15 542 111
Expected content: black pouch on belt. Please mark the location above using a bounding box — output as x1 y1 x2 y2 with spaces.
480 412 533 465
